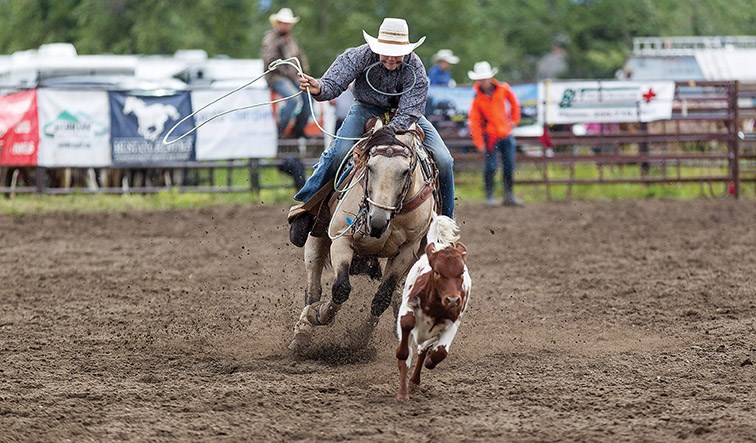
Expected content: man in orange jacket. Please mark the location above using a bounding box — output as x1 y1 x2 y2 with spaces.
468 61 523 206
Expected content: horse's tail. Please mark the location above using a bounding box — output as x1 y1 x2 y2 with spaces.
426 213 460 247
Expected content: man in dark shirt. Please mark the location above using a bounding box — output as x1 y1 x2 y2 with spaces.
261 8 311 138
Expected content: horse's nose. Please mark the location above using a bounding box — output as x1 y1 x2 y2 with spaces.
367 212 389 238
368 218 388 238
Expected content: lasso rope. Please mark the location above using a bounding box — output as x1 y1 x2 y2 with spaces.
364 61 417 96
161 56 413 240
162 57 365 145
162 57 369 200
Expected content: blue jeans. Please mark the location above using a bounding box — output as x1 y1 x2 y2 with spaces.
485 135 516 198
271 78 311 136
294 102 455 218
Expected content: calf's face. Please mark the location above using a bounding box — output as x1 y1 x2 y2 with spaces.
426 242 467 312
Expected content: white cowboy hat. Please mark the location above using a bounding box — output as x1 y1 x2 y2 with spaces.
468 61 498 80
433 49 460 64
270 8 299 24
362 18 426 57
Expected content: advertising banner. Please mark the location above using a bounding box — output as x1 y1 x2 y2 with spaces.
425 85 475 140
545 80 675 124
37 89 112 167
191 88 277 160
0 90 39 166
109 92 195 164
425 83 544 140
511 83 544 137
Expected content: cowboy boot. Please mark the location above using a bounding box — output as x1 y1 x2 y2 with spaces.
503 177 524 207
503 192 524 207
288 204 315 247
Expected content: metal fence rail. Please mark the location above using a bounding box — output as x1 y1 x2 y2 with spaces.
2 81 754 198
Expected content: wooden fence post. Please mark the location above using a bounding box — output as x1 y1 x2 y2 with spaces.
728 81 740 199
249 159 260 193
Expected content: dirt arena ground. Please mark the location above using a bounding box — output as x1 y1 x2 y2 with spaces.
1 199 754 442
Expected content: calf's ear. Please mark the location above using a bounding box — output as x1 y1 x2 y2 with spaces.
425 243 437 266
455 242 468 261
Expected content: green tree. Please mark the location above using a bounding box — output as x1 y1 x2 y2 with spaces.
1 0 755 81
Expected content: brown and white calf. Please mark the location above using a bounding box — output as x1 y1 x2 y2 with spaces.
395 215 471 401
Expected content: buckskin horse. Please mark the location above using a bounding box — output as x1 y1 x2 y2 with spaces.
290 119 438 350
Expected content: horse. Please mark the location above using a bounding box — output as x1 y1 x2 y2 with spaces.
290 119 438 350
123 96 180 141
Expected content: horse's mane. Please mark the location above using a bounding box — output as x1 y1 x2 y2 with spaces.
364 127 412 150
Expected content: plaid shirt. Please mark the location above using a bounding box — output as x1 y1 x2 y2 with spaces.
313 44 429 132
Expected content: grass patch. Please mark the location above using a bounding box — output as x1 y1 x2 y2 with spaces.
1 162 751 215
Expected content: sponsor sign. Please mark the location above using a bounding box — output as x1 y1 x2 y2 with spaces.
510 83 544 137
109 92 195 164
0 90 39 166
37 89 111 167
425 83 544 139
425 85 475 140
191 88 277 160
545 81 675 124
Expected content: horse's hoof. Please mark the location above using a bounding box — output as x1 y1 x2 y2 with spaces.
306 300 340 326
294 305 314 329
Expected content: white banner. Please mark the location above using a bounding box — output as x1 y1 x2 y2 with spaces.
191 88 277 160
37 89 112 167
545 80 675 124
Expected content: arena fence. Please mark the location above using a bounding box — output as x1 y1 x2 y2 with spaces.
1 81 754 198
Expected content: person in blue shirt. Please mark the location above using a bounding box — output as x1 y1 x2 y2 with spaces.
427 49 459 87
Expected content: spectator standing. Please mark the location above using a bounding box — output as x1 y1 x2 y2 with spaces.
261 8 312 138
468 61 523 207
288 18 456 247
427 49 459 86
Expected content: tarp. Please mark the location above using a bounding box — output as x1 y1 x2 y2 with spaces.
37 89 111 167
192 88 277 160
0 89 38 166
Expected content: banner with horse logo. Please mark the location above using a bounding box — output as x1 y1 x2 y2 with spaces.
0 89 39 166
109 92 195 164
37 89 111 167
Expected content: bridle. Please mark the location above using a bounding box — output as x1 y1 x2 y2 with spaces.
363 141 418 214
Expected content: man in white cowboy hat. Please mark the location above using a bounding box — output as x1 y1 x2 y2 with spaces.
288 18 455 247
261 8 311 139
467 61 524 207
428 49 460 86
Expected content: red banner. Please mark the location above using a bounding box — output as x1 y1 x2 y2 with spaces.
0 90 39 166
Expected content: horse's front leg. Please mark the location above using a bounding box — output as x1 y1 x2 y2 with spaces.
290 235 331 350
304 237 354 327
362 243 419 336
304 235 330 306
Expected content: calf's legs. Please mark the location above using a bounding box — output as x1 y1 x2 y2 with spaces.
396 311 416 401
